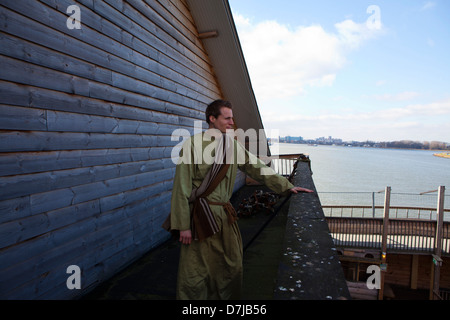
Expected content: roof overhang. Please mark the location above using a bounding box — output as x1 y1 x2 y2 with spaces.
187 0 269 154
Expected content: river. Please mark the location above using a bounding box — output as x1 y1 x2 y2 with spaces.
271 143 450 211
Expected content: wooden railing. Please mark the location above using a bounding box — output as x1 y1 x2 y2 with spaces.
323 205 449 221
326 215 450 255
322 186 448 257
268 153 304 177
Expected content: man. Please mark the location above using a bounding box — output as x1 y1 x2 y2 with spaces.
169 100 313 299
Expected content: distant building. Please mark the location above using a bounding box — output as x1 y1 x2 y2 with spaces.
317 136 342 144
286 136 303 143
279 136 303 143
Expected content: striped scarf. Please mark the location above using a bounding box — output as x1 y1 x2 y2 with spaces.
189 133 235 241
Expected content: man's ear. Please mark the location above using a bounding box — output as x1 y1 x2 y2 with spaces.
209 115 216 124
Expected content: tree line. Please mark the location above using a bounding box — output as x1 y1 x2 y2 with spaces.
376 140 449 150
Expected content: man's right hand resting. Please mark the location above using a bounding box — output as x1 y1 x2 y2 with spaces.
179 229 192 245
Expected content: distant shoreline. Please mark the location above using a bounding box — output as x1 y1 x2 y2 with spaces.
271 138 450 151
273 142 449 153
434 152 450 159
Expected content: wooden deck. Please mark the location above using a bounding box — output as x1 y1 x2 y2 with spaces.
322 187 449 300
326 215 450 255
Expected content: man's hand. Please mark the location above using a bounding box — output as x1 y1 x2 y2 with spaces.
290 186 314 194
179 229 192 245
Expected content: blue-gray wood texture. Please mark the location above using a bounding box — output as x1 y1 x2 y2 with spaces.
0 0 222 299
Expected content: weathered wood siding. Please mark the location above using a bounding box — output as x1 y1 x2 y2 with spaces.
0 0 222 299
385 254 450 291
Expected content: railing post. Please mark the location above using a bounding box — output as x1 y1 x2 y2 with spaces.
372 192 375 217
431 186 445 300
379 186 390 300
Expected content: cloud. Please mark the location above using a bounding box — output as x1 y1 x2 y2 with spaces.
403 99 450 116
335 19 380 49
261 99 450 141
234 14 383 102
232 11 450 142
372 91 420 101
264 98 450 122
421 1 436 10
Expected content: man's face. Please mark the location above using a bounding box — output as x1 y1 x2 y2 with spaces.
209 107 234 133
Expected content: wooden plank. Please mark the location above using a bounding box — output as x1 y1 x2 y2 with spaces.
0 156 175 201
411 254 419 289
0 196 31 225
0 199 101 249
0 55 74 93
0 130 184 153
99 179 173 213
0 219 101 298
346 281 378 300
0 54 208 113
46 110 186 135
71 167 175 205
0 104 47 131
178 0 189 12
0 33 111 85
0 191 171 296
41 0 220 94
1 189 169 270
0 4 219 102
0 159 175 200
142 0 204 50
0 147 177 178
432 186 445 299
0 81 205 128
381 187 391 254
118 0 207 65
0 191 173 298
159 0 197 34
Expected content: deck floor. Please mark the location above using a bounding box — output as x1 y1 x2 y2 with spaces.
82 185 288 300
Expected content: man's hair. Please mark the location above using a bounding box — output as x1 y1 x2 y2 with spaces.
205 99 232 124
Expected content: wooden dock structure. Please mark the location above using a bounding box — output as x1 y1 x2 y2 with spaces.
322 186 450 300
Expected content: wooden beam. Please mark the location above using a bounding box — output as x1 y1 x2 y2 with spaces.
432 186 445 299
199 30 218 39
379 186 391 300
381 186 391 256
411 254 419 290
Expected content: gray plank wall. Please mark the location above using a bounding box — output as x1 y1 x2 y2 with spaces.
0 0 222 299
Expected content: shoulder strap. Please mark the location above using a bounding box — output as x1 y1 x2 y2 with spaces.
188 133 231 202
190 134 233 241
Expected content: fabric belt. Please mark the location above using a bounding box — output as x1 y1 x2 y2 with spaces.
208 201 239 225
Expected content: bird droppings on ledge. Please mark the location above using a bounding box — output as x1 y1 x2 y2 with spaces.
273 161 351 300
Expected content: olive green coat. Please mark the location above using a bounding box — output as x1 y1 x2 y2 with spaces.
170 132 294 300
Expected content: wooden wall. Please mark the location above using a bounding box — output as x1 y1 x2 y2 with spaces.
0 0 222 299
385 254 450 291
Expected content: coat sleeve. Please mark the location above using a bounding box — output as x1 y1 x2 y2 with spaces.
236 140 294 195
170 138 195 231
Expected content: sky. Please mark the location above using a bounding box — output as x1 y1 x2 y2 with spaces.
228 0 450 142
